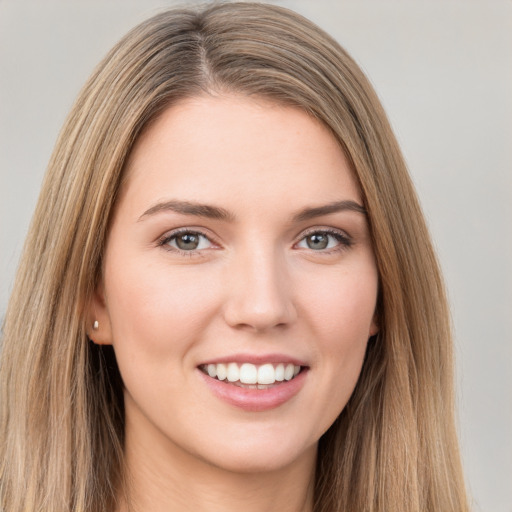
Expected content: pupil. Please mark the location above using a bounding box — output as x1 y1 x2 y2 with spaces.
308 234 328 250
177 233 199 250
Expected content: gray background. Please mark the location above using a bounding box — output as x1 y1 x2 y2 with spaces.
1 1 511 511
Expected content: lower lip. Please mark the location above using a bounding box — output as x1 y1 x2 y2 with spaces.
198 369 308 412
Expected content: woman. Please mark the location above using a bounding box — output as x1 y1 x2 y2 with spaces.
0 3 469 511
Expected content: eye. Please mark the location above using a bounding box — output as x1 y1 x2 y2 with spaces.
161 230 213 252
296 230 351 251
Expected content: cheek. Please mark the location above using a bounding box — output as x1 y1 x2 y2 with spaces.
300 263 378 343
104 255 219 358
297 263 377 413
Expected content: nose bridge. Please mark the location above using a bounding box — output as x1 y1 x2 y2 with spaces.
223 240 296 331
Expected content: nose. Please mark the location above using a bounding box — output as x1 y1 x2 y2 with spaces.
222 245 297 332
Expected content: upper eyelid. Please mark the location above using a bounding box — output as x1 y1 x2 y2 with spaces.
296 226 351 240
293 227 353 253
158 227 216 242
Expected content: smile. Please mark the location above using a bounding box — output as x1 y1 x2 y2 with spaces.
199 362 302 388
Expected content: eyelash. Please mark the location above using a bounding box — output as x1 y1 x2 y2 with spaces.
157 228 215 257
297 228 353 254
157 227 353 256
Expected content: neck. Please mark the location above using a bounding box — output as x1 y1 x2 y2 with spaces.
117 421 316 512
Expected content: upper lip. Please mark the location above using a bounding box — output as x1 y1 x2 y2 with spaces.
198 353 308 367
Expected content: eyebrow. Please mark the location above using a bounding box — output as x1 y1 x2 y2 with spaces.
291 200 367 222
138 199 366 223
138 200 235 222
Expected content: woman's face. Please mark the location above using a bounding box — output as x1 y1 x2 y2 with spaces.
93 95 378 474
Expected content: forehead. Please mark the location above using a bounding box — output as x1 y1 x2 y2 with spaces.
120 95 361 214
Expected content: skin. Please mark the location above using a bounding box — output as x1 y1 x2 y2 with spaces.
91 95 379 512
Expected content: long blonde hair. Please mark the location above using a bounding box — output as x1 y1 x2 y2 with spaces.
0 3 469 511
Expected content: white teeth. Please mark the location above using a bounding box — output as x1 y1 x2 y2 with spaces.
203 361 303 385
216 363 227 381
257 364 275 385
227 362 239 382
284 363 295 381
239 363 258 384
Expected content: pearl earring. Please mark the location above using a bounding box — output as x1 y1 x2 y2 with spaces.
93 320 99 330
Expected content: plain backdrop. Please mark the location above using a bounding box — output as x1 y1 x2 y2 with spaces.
1 1 511 511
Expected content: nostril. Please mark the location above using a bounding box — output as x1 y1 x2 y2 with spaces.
222 297 297 332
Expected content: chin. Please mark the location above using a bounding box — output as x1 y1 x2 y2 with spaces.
191 432 318 475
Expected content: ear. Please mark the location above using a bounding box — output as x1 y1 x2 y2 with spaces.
369 310 379 338
87 280 113 345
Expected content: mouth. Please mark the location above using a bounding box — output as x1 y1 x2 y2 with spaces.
198 358 308 412
199 362 304 389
